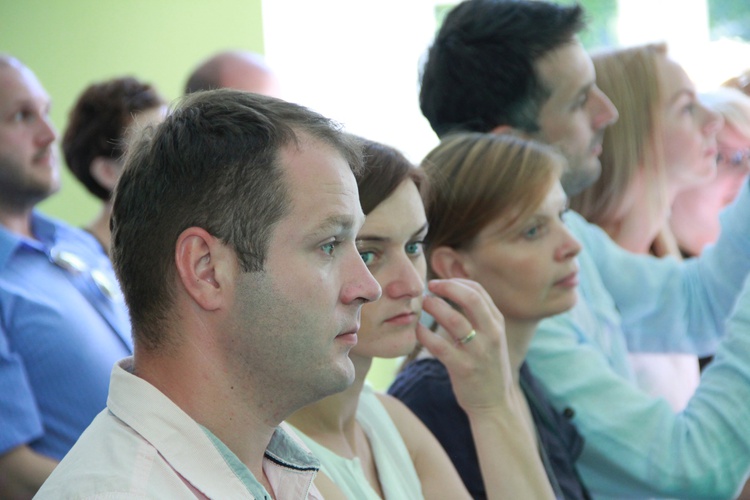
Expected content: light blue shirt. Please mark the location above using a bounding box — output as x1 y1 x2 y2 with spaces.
528 183 750 499
0 212 132 460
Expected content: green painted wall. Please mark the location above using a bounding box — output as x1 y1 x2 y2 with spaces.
0 0 265 226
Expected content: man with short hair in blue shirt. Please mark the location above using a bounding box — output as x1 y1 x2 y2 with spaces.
0 55 132 497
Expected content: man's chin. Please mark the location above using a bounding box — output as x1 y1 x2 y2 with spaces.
561 160 601 196
328 357 357 394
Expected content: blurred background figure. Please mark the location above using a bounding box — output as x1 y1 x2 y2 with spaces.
671 87 750 258
184 50 282 97
571 43 722 411
723 70 750 98
0 56 132 498
63 77 166 255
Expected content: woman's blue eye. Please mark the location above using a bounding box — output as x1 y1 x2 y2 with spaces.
524 226 540 239
359 251 375 265
406 241 423 256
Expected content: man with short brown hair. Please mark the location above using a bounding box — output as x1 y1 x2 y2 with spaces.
37 89 381 498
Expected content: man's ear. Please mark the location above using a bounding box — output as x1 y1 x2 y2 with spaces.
430 246 473 280
489 124 529 139
489 124 513 135
174 227 235 311
90 157 122 192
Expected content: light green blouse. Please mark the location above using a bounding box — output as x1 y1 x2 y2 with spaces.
289 385 424 499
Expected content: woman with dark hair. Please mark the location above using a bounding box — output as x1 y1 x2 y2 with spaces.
389 132 590 499
286 137 555 499
63 76 165 254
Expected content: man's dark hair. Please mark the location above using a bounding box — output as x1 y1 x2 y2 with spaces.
420 0 585 137
111 89 362 350
63 77 164 201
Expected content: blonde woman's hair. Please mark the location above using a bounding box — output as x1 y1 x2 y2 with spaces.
422 133 564 276
571 43 678 256
702 87 750 140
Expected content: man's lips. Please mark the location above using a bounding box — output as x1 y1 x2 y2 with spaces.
336 325 359 345
32 149 54 167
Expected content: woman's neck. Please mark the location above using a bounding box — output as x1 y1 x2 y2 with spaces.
85 202 113 255
285 354 372 455
504 318 538 385
602 170 677 255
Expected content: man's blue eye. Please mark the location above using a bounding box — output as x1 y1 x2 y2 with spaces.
322 242 336 255
13 110 32 122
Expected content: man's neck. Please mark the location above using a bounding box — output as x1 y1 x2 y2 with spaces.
133 341 279 485
0 205 36 239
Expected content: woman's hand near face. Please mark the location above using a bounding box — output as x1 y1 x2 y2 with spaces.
418 278 556 500
417 278 515 414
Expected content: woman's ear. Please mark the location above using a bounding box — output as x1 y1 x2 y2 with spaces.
90 157 122 192
430 246 473 280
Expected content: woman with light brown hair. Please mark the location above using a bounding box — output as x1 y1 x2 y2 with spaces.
570 43 722 410
390 133 589 500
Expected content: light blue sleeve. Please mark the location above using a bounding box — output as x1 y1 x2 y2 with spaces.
530 282 750 498
575 183 750 354
0 302 44 455
527 184 750 497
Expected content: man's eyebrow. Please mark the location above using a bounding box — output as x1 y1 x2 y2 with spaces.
313 213 362 237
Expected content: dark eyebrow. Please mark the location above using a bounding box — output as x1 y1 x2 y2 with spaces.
357 222 429 243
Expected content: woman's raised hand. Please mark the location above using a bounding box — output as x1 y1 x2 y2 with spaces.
417 278 514 415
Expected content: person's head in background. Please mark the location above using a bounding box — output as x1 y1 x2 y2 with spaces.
419 0 617 196
570 43 722 256
0 54 58 228
184 50 282 97
63 77 166 253
723 70 750 98
350 138 427 360
671 87 750 256
423 133 580 333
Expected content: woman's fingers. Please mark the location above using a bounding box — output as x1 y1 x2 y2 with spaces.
421 294 475 346
428 279 502 330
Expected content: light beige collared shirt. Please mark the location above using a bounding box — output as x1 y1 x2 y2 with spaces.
36 357 324 499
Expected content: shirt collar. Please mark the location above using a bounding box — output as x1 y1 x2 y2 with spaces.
0 211 58 269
